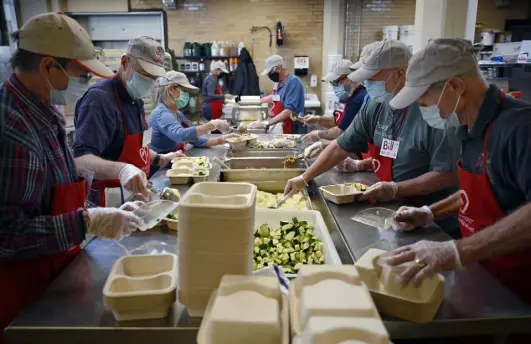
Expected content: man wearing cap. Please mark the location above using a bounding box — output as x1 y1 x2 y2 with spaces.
0 13 143 340
249 55 305 134
285 40 461 236
301 59 370 170
202 60 233 121
74 36 182 207
383 38 531 303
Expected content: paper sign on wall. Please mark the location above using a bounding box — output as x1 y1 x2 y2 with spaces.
294 56 309 69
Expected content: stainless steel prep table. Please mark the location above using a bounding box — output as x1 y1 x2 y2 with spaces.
7 137 531 344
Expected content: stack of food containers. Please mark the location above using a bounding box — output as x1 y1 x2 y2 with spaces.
178 182 257 316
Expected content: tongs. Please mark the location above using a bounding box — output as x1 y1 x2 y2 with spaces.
146 182 180 202
290 112 305 123
212 157 231 170
230 122 248 134
268 193 292 209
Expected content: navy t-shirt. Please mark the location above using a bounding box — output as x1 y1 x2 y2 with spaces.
73 77 147 161
338 86 368 132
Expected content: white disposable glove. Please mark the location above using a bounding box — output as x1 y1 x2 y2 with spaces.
224 94 235 100
119 201 145 212
302 130 321 142
184 143 194 151
159 151 186 167
222 133 241 141
301 115 320 125
392 205 434 231
380 240 462 287
248 120 268 129
335 157 366 173
119 164 149 198
210 119 230 132
86 207 142 240
304 142 323 159
284 175 309 197
359 181 398 203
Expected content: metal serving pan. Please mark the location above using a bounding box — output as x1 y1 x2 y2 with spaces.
227 149 299 158
219 168 305 184
224 157 306 169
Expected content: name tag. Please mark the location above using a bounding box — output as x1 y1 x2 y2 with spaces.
272 94 281 102
380 139 400 159
142 128 153 147
336 103 345 112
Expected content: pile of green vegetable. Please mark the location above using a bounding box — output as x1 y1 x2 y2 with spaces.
345 183 368 192
253 217 325 273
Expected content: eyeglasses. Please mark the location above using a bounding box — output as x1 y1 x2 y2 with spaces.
330 75 348 87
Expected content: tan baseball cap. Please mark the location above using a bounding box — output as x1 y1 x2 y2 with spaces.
125 36 166 78
261 55 284 76
211 60 229 73
17 12 113 78
322 59 352 82
158 70 199 94
348 39 411 82
390 38 477 109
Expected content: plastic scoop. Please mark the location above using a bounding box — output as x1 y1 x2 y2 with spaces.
134 200 179 231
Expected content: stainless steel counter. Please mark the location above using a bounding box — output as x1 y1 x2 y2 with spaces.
7 138 531 344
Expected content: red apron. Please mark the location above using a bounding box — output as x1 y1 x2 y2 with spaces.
458 91 531 303
210 82 224 120
333 97 352 126
0 85 86 343
361 107 408 182
93 88 150 206
270 84 293 134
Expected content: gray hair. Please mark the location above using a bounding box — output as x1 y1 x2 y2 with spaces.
152 77 175 107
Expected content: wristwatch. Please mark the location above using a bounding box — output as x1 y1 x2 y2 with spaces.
265 122 270 133
153 154 161 166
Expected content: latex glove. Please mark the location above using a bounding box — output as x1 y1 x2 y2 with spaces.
392 205 434 231
119 201 145 212
302 130 321 142
224 94 235 100
159 151 186 167
304 142 323 159
302 115 320 125
119 164 149 198
184 143 194 151
380 240 462 287
359 181 398 203
335 157 366 173
284 175 309 197
248 120 268 129
260 95 273 103
222 133 241 141
210 119 230 132
86 207 142 240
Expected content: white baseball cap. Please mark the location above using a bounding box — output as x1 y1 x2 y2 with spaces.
261 55 284 76
390 38 477 109
348 39 411 82
322 59 352 82
349 44 371 71
211 60 229 73
158 70 199 94
17 12 113 78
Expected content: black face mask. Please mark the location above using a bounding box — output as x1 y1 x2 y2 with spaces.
268 72 280 83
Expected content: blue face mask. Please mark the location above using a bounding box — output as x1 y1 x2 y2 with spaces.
126 71 154 99
364 80 389 100
176 91 190 108
419 81 461 129
333 83 351 102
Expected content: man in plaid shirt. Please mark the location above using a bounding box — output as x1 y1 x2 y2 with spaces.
0 13 143 342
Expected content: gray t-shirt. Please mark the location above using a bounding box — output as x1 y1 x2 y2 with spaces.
337 94 461 234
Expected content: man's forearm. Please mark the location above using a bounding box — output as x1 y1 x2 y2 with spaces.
457 202 531 266
268 109 291 126
303 140 349 181
318 126 343 141
75 154 126 180
317 117 336 129
396 171 458 198
429 191 461 220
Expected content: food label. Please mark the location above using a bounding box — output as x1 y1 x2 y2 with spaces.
380 139 399 159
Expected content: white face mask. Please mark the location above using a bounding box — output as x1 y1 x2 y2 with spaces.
46 62 89 105
419 81 461 129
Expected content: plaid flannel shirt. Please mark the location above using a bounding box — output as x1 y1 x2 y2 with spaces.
0 74 86 260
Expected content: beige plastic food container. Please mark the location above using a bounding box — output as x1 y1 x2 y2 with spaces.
197 275 289 344
319 183 368 205
178 182 257 316
289 265 390 343
103 254 177 321
355 248 445 323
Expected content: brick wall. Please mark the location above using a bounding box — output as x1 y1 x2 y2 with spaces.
344 0 531 60
130 0 324 96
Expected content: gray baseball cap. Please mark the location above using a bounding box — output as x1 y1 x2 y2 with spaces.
349 45 371 71
348 39 411 82
158 70 199 94
125 36 166 77
261 55 284 76
322 59 352 82
390 38 477 109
